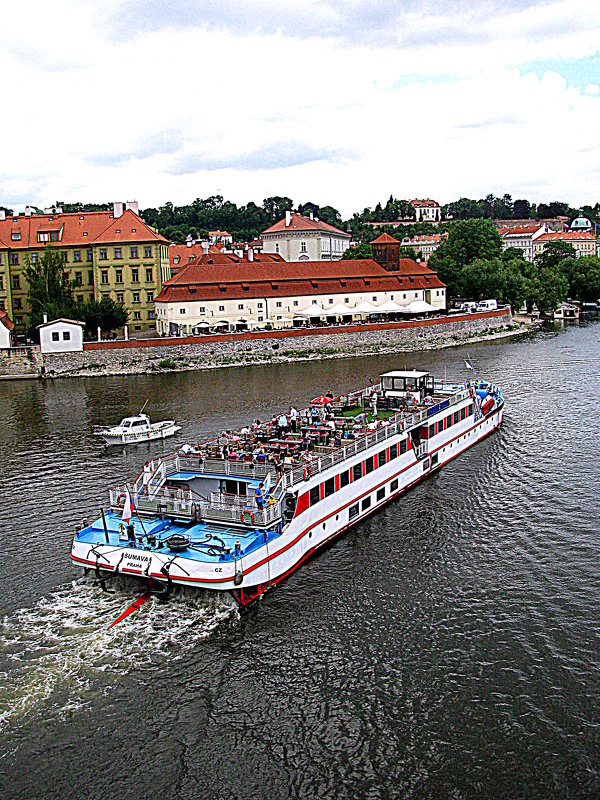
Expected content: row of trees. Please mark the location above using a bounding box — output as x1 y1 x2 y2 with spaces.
443 194 600 224
24 248 128 341
428 220 600 315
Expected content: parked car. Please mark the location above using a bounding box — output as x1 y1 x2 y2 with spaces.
475 299 498 312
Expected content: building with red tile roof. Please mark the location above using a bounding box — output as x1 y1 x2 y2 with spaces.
0 203 169 336
262 212 351 262
532 231 598 260
155 248 446 335
500 223 548 261
401 233 448 262
410 199 441 223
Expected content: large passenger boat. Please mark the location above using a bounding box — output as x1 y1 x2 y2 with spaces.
71 369 504 605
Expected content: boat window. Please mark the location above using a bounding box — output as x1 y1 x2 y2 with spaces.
399 439 407 455
349 503 359 520
429 424 435 438
122 421 131 427
446 414 452 428
377 487 385 501
365 456 374 474
132 420 146 427
390 479 399 491
309 486 320 506
389 443 398 460
340 470 350 488
324 477 335 497
378 450 387 466
353 463 362 481
453 411 459 425
362 496 371 511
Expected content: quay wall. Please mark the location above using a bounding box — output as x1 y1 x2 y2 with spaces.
29 309 516 380
0 345 44 379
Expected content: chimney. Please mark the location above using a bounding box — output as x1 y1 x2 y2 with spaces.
124 201 139 214
285 210 291 227
186 234 193 248
309 211 313 220
202 241 209 255
25 206 32 217
248 247 254 262
113 202 124 218
43 312 48 324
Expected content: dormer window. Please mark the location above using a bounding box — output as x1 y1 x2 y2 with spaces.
11 231 21 241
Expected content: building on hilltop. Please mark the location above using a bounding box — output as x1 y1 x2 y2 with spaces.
400 233 448 262
262 211 351 261
154 239 446 335
493 216 569 233
0 202 170 337
410 199 442 224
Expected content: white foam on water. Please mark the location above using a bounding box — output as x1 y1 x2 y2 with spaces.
0 576 239 729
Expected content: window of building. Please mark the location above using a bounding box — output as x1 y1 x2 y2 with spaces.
349 503 359 520
144 246 152 258
73 250 81 262
131 268 139 283
31 253 39 264
276 301 282 308
62 251 69 262
199 306 205 314
10 254 19 266
74 272 82 286
12 275 20 289
11 231 21 241
14 297 22 309
0 300 4 310
324 477 335 497
377 487 385 502
114 247 122 259
179 307 186 314
148 310 155 319
0 275 3 290
353 462 362 481
146 291 154 302
99 249 107 260
132 292 140 303
361 496 371 511
275 244 279 253
258 302 263 308
340 470 350 488
101 270 108 284
87 249 93 262
14 316 23 325
344 297 349 303
49 231 59 242
52 331 59 341
301 241 307 252
293 300 299 306
390 478 398 492
131 246 138 259
133 311 141 320
88 271 94 285
145 268 153 282
63 331 71 341
238 304 244 310
116 292 124 303
309 485 320 506
219 305 225 311
115 269 123 283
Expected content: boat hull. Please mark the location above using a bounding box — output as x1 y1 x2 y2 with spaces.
97 424 181 445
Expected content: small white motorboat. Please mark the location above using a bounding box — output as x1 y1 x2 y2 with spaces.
94 403 181 445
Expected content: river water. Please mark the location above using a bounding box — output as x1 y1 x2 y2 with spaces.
1 323 599 799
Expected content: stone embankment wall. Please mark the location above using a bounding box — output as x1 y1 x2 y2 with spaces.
34 310 516 379
0 346 44 379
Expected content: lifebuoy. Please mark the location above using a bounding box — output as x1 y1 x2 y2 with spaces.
304 465 311 481
117 493 126 506
240 510 255 524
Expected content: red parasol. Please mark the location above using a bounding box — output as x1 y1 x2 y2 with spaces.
311 395 332 405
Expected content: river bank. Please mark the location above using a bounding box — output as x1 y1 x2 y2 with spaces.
0 310 527 380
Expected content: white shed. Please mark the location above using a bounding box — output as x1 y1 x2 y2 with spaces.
38 318 85 354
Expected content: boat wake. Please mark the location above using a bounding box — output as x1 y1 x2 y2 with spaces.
0 577 238 731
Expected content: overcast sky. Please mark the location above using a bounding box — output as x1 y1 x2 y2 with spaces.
1 0 599 216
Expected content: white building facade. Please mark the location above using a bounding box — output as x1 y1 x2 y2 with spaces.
262 212 351 262
38 318 85 353
410 200 442 223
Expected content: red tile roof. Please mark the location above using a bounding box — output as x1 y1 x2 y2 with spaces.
371 233 399 244
0 309 14 331
262 213 349 236
410 199 440 207
537 231 596 242
155 258 445 304
0 209 167 250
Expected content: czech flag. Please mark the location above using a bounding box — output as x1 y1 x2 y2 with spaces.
122 487 135 523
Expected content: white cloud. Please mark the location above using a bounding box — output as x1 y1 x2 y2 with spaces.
0 1 599 216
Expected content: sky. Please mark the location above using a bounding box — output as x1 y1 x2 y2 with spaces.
1 0 599 218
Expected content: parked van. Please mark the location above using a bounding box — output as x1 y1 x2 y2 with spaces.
475 299 498 312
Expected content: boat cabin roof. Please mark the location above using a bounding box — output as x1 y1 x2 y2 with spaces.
120 414 150 426
380 370 430 379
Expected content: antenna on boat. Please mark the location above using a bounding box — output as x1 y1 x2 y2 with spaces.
139 400 149 415
464 353 477 380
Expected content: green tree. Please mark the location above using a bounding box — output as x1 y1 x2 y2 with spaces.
262 196 293 223
531 263 569 315
561 255 600 302
535 240 576 272
429 219 502 298
80 296 129 338
343 242 373 260
24 246 77 339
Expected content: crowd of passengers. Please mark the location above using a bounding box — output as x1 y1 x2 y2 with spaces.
176 387 432 475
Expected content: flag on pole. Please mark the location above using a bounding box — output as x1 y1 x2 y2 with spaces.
464 358 475 373
122 487 134 523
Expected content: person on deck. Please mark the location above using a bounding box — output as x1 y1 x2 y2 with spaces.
278 413 289 439
289 406 299 433
142 461 152 495
255 482 265 509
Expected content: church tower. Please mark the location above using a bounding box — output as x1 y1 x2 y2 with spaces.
371 233 400 271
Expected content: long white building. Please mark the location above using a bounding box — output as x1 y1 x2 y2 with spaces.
154 236 446 335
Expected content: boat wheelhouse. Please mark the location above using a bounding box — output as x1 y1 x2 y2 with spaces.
71 369 504 605
93 413 181 445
